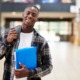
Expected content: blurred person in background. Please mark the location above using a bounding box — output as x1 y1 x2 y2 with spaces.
0 5 53 80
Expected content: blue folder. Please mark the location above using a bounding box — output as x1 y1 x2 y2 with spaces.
14 47 37 70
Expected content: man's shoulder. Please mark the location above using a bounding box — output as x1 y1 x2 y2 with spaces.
34 29 47 42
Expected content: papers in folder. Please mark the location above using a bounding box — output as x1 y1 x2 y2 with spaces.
14 47 37 70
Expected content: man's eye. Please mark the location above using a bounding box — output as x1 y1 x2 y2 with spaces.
32 13 36 17
27 12 30 15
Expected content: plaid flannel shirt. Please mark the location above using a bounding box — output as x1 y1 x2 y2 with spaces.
0 26 53 80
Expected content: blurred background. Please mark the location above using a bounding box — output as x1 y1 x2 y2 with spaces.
0 0 80 80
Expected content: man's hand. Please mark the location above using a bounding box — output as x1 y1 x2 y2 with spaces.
6 28 17 43
14 62 30 78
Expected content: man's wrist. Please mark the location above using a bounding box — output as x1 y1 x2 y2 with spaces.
27 70 30 77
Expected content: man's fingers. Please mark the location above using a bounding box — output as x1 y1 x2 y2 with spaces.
9 31 17 35
15 69 20 72
6 32 17 43
14 69 21 78
8 30 17 39
11 34 17 38
7 34 17 40
19 62 26 68
8 28 17 35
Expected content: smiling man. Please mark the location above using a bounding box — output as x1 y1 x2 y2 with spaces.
0 5 53 80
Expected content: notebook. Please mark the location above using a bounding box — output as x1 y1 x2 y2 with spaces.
14 47 37 70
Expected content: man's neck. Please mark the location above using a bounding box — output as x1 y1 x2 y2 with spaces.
21 25 33 33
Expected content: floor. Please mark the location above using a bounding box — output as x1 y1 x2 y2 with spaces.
42 42 80 80
0 42 80 80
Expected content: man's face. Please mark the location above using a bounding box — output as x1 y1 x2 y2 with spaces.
23 7 39 27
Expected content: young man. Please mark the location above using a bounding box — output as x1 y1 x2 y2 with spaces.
0 5 53 80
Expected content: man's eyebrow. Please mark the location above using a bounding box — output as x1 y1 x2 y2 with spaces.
26 10 37 14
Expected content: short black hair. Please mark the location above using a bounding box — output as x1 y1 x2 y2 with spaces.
26 5 40 12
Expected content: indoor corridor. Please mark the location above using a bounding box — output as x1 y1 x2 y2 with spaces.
43 42 80 80
0 42 80 80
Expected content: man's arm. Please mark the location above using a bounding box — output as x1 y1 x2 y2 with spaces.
29 41 53 77
0 29 11 59
0 28 17 59
0 35 5 59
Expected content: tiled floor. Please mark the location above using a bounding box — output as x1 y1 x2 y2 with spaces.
42 42 80 80
0 42 80 80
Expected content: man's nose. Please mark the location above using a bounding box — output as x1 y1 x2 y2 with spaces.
28 13 33 18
